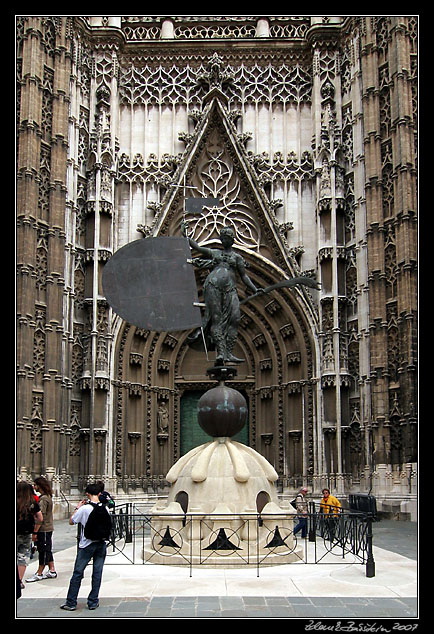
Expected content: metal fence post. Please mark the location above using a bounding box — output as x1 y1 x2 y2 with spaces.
189 514 193 577
125 502 133 543
308 501 316 542
365 514 376 577
257 514 260 577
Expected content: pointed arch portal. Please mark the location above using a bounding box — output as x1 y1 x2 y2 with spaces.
113 94 319 485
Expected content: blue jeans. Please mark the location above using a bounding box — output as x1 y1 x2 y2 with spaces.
293 516 307 538
65 541 107 608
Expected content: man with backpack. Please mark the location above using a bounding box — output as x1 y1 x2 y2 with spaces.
60 483 112 611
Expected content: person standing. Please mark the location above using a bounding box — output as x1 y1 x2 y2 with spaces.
320 488 341 542
320 488 341 515
17 482 43 588
60 483 110 611
293 487 309 538
25 477 57 582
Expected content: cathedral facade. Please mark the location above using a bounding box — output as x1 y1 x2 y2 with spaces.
16 16 418 516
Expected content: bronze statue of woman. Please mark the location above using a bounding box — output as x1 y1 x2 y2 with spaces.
182 224 259 366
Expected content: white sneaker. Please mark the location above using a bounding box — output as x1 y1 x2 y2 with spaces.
25 573 44 582
43 571 57 579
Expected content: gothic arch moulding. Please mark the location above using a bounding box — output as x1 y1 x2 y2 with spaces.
112 270 316 485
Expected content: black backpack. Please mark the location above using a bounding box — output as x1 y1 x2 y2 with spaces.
99 490 115 510
83 502 112 541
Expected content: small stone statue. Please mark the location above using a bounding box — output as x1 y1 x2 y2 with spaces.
157 404 169 434
182 223 259 366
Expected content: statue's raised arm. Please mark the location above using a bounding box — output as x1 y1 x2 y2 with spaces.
181 220 214 259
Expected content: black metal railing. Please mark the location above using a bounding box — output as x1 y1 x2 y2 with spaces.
94 502 375 578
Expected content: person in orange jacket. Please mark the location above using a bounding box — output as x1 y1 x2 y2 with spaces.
320 488 341 515
320 488 341 542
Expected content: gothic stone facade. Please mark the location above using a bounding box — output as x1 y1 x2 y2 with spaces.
16 17 417 511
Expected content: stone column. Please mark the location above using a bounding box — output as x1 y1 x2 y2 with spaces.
17 18 72 477
360 17 417 470
309 21 346 494
82 47 119 476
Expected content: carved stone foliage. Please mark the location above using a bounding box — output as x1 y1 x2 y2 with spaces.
71 324 84 384
344 174 355 242
35 226 48 292
69 403 82 457
41 66 54 141
381 141 394 219
384 225 397 300
30 394 43 454
349 421 362 455
373 17 391 59
120 16 310 42
346 249 358 318
38 144 51 223
347 321 359 386
119 57 312 108
386 303 400 384
117 153 181 186
32 307 46 377
248 150 314 186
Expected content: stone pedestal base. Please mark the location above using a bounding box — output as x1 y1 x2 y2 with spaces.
142 544 303 567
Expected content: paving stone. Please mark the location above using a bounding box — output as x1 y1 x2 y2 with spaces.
197 597 221 604
243 596 267 604
149 596 174 605
220 597 244 608
196 608 221 619
292 605 323 617
265 597 292 606
267 606 297 617
241 604 269 612
15 596 418 620
113 601 150 614
311 596 345 606
170 608 197 618
220 609 249 618
145 608 172 618
340 597 371 604
315 606 358 618
287 596 313 603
